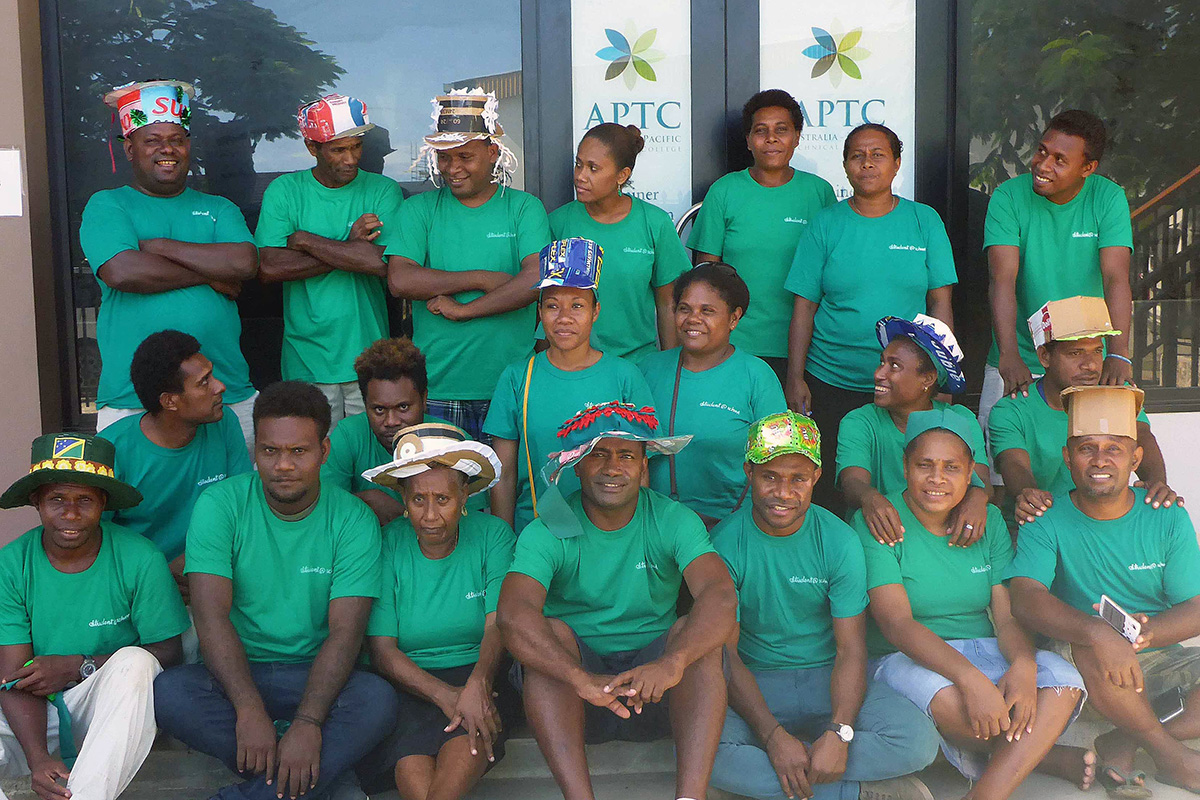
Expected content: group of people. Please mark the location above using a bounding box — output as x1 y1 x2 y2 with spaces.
0 75 1194 800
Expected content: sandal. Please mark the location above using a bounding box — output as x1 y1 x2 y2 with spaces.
1099 766 1153 799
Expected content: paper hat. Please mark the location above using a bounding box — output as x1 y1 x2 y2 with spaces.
104 80 194 138
535 239 604 290
877 314 966 393
1029 296 1119 349
362 422 500 497
0 433 141 510
746 411 822 468
297 94 375 143
1061 385 1145 440
904 408 979 455
413 87 518 187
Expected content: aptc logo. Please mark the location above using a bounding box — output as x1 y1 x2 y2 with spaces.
595 25 665 89
802 27 871 87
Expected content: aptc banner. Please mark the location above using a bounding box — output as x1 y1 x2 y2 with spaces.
760 0 916 200
571 0 693 221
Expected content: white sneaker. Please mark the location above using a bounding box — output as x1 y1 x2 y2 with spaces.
859 775 935 800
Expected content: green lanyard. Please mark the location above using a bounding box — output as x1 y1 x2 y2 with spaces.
1 662 78 768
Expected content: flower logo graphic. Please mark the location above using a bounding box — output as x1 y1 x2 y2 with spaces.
802 27 870 87
596 25 665 89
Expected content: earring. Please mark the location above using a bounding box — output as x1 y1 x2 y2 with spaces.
461 507 468 517
401 508 409 518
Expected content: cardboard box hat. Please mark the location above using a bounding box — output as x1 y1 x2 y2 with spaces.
1061 385 1145 440
1029 296 1120 349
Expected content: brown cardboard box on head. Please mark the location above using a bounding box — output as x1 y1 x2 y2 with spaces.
1061 385 1145 439
1029 296 1119 348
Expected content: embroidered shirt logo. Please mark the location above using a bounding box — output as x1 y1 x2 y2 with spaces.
623 246 654 255
300 566 332 575
1072 231 1098 238
888 244 927 252
635 560 659 571
191 210 214 219
89 613 131 628
465 590 486 600
783 217 808 224
1128 562 1165 571
790 576 828 585
699 401 741 415
197 473 226 488
486 231 517 239
971 565 992 575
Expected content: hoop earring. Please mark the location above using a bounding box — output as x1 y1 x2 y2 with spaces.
461 507 468 517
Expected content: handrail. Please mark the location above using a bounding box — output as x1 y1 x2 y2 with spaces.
675 202 703 239
1130 164 1200 220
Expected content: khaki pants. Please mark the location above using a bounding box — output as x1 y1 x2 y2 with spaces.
0 647 162 800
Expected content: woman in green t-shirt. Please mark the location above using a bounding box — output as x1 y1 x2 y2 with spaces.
548 123 688 361
839 314 992 547
857 411 1091 798
361 423 516 799
639 262 786 528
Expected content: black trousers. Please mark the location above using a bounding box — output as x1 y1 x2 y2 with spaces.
804 371 874 516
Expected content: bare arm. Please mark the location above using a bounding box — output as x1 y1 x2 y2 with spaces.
692 250 720 266
988 245 1034 395
665 553 737 667
996 449 1038 495
1098 246 1133 363
294 596 371 724
489 438 519 528
191 573 265 711
0 644 53 769
990 585 1036 666
1134 422 1168 487
1009 577 1113 646
387 255 510 301
827 613 868 726
496 573 585 684
257 246 335 284
354 489 407 528
451 252 541 320
840 467 905 546
289 230 387 277
785 296 819 413
926 284 955 330
141 238 258 281
97 250 220 294
654 282 679 349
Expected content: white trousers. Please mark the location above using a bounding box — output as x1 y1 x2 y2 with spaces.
0 647 162 800
314 381 365 427
97 392 258 453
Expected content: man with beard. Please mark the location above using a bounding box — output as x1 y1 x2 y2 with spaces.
153 382 398 800
1007 385 1200 796
257 95 404 423
386 88 550 441
81 80 259 444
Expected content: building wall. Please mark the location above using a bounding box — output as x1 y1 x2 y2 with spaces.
1147 413 1200 532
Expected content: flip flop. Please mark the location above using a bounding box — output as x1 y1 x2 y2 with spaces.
1099 766 1153 799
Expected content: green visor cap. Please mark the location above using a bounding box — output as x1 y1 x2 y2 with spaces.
903 408 977 454
746 411 821 468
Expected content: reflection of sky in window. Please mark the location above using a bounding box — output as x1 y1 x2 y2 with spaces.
251 0 521 180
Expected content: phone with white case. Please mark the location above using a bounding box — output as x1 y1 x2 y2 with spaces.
1099 594 1142 644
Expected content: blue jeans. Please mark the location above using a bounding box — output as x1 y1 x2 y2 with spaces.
712 665 940 800
153 662 399 800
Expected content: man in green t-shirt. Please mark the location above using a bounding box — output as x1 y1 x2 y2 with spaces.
1007 385 1200 795
711 411 939 800
386 88 551 441
982 110 1134 435
0 432 188 800
153 382 398 800
990 297 1177 524
497 401 736 800
82 80 259 443
106 330 253 585
257 95 404 423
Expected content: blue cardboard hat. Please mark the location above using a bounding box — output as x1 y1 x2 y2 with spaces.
534 238 603 291
877 314 966 394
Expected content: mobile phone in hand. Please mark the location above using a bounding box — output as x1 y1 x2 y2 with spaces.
1098 594 1141 644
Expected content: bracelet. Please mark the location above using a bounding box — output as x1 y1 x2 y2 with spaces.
1106 353 1133 365
293 713 323 729
765 723 783 745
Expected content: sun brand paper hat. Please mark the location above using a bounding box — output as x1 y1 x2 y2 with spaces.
297 94 375 143
362 422 500 497
534 238 604 291
746 411 821 468
413 87 518 187
903 408 979 453
1061 385 1144 440
104 80 194 138
877 314 966 393
1028 296 1120 349
0 433 141 510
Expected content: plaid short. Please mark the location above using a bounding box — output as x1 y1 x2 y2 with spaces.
426 398 492 444
1048 640 1200 721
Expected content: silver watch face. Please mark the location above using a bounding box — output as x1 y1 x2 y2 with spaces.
837 724 854 742
80 659 96 678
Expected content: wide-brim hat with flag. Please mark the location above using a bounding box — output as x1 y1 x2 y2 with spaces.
297 94 376 143
362 422 500 497
103 80 195 139
0 433 141 510
877 313 967 394
534 238 604 291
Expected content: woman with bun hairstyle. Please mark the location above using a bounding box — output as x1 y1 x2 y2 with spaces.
549 123 690 361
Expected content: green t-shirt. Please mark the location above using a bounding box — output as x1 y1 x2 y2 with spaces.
483 352 653 534
989 379 1150 495
0 523 189 656
386 186 551 400
785 199 958 391
185 472 382 663
549 198 689 361
983 173 1133 371
367 512 515 669
836 401 989 496
104 410 253 561
1004 488 1200 620
640 347 787 520
79 186 255 408
688 169 837 358
508 488 715 654
713 505 867 671
854 495 1011 656
255 170 403 384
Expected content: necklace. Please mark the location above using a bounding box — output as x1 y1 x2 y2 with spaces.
849 194 898 217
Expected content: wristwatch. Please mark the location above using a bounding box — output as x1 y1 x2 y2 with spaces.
79 655 96 682
825 722 854 743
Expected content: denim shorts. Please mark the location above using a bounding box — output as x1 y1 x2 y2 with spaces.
874 637 1086 780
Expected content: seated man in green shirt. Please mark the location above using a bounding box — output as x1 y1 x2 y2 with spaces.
711 411 940 800
106 330 253 594
0 432 189 800
82 80 259 443
989 296 1176 524
982 110 1134 434
1007 385 1200 795
497 401 736 800
257 95 404 423
386 88 551 441
153 381 399 800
